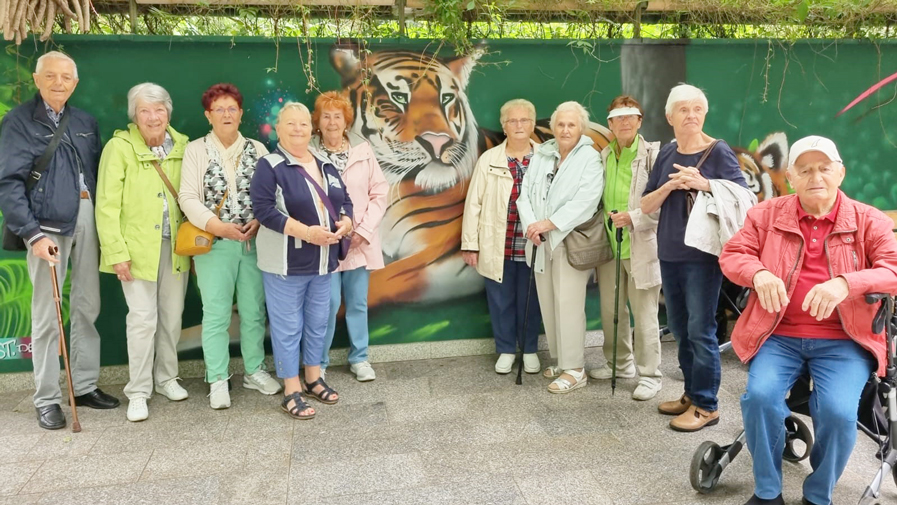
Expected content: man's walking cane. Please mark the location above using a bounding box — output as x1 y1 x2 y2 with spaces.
609 211 624 397
48 246 81 433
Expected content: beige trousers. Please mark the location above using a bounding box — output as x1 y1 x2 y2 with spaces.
121 240 188 400
535 242 593 370
597 257 662 378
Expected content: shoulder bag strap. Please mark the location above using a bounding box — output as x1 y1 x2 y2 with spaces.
293 159 340 224
693 139 720 175
151 160 179 200
26 111 72 191
215 189 229 217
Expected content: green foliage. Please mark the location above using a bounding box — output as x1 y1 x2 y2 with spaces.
0 258 72 339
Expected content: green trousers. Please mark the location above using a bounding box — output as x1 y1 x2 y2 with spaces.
193 239 267 382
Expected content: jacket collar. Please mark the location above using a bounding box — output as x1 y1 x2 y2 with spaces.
115 123 187 163
310 132 372 166
489 138 538 168
601 134 651 165
774 190 857 234
537 135 594 158
276 145 335 174
30 92 60 125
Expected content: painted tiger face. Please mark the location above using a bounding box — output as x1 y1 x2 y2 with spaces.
736 132 790 202
330 45 481 193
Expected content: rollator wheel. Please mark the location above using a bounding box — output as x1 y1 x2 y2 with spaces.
782 416 813 462
690 441 725 493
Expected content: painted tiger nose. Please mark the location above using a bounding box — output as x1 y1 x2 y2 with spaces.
418 132 452 158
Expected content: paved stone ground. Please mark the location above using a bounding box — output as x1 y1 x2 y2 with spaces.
0 340 894 505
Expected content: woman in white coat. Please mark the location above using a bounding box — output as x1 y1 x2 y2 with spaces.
517 101 604 394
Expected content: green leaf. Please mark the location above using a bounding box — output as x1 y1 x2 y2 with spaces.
796 0 810 22
466 1 476 11
748 138 759 152
408 321 451 341
0 259 32 338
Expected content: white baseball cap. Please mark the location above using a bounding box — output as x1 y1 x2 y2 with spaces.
788 135 843 167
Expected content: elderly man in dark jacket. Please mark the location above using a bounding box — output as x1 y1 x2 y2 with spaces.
0 51 119 430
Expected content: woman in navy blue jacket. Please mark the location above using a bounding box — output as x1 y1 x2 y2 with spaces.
251 102 353 420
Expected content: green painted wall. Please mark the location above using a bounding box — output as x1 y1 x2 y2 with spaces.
1 37 894 373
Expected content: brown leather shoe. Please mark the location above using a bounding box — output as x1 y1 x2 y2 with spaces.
658 394 692 415
670 405 720 432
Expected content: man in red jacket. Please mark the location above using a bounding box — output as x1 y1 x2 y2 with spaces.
719 136 897 505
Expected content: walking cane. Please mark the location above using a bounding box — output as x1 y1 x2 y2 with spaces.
48 246 81 433
515 240 539 385
609 211 624 397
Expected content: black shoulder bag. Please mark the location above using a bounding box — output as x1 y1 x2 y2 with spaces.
2 111 73 251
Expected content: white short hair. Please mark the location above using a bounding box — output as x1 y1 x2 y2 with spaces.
127 83 173 122
549 101 589 132
665 84 708 116
35 51 78 80
500 99 536 124
276 101 311 124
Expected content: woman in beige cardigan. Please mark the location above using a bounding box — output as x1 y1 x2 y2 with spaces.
179 83 281 410
461 99 543 375
589 95 663 401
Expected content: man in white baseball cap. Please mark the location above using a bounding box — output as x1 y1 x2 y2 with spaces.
787 135 843 167
720 135 897 505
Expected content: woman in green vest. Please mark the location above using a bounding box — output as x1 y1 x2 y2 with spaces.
589 95 663 401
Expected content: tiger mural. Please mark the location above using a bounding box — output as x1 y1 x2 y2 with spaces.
734 132 790 202
330 43 486 306
330 43 614 307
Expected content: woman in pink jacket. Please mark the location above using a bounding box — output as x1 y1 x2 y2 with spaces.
311 91 389 382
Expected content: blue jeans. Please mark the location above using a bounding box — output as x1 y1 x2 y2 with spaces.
484 259 542 354
659 260 723 411
262 273 331 378
742 336 874 504
322 267 371 368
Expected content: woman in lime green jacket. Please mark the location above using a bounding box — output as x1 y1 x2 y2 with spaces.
95 83 191 423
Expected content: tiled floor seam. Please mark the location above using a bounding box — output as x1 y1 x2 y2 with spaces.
13 459 45 497
137 448 156 482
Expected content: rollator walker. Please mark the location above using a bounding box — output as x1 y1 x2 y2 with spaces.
688 293 897 504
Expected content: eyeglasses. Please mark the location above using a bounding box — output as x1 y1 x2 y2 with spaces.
211 107 240 116
504 118 533 126
611 114 639 123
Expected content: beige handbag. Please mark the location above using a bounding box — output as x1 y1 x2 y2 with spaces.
151 160 227 257
564 205 614 271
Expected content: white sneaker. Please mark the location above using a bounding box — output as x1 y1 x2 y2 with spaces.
243 370 282 395
632 377 663 401
494 353 515 374
208 380 231 409
588 364 636 380
155 378 189 401
350 361 376 382
523 353 540 374
127 397 148 422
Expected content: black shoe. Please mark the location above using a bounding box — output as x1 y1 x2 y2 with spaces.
74 388 121 409
744 494 784 505
36 404 66 430
802 498 830 505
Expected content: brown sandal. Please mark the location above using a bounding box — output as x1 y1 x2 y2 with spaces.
281 392 315 420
